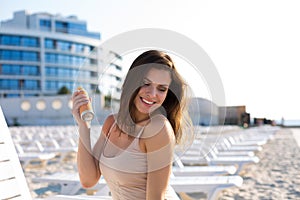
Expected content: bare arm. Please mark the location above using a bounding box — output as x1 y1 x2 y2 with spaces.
144 118 175 200
77 125 101 188
72 91 114 188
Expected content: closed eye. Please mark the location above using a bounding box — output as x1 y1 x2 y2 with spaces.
143 78 169 92
158 87 167 92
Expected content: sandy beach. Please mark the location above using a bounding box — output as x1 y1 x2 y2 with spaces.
22 127 300 200
218 128 300 200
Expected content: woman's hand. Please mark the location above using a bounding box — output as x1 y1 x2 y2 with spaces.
71 90 91 126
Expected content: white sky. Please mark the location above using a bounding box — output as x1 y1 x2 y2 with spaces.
1 0 300 121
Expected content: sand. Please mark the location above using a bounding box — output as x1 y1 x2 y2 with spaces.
218 128 300 200
23 127 300 200
24 152 79 198
183 128 300 200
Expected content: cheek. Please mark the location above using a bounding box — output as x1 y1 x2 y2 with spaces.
159 92 168 103
137 87 146 96
134 94 141 105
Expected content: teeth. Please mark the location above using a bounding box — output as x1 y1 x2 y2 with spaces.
142 98 154 105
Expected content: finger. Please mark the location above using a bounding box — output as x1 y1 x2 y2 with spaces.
72 90 80 98
72 99 89 112
72 94 89 104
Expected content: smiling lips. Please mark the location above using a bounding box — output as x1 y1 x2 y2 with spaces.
141 97 155 105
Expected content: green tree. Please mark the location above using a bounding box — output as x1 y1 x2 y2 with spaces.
57 86 71 95
104 94 112 108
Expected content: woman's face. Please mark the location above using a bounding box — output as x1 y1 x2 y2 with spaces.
134 68 171 120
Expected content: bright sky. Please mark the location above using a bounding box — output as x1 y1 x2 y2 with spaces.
1 0 300 121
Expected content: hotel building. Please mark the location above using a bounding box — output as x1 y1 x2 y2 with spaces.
0 10 122 125
0 10 228 127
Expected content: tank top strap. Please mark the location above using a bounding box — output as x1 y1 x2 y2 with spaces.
136 125 145 138
104 120 117 145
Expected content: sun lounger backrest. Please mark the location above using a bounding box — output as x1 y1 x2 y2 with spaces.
0 106 32 199
173 154 185 168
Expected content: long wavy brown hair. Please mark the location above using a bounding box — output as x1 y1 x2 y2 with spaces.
117 50 190 144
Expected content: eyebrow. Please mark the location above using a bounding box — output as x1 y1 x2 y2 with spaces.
144 77 170 87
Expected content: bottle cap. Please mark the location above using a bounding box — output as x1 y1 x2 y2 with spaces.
81 110 94 121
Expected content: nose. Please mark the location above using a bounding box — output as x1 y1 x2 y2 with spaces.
146 85 156 97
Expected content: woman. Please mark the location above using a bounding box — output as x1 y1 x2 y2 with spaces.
72 50 192 199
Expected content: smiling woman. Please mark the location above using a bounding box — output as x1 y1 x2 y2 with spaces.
72 50 193 200
133 68 171 117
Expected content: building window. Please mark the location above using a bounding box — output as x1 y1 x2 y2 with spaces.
22 51 39 61
11 50 21 60
0 35 20 46
46 81 57 90
0 35 12 45
75 44 84 53
56 40 72 51
45 53 87 66
23 80 39 90
45 39 55 49
2 64 20 75
1 64 39 76
6 94 20 98
68 22 87 32
45 67 56 76
0 35 39 47
0 50 39 61
44 39 94 54
0 79 18 90
45 66 80 78
21 37 39 47
55 21 68 33
23 65 39 75
40 19 51 31
45 80 74 91
45 53 56 63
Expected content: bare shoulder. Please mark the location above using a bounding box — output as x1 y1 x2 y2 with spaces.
143 115 175 152
101 114 116 136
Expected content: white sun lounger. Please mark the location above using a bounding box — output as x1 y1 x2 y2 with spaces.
11 126 78 162
171 158 243 199
0 107 32 199
0 106 111 200
186 146 255 157
34 172 183 199
171 175 243 200
172 155 237 176
14 143 56 168
33 139 78 162
33 161 243 200
34 171 243 200
180 150 259 174
32 172 109 195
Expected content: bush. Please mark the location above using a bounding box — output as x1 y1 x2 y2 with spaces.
57 86 71 95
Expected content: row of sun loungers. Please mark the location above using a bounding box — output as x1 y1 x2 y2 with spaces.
9 125 80 168
0 106 280 200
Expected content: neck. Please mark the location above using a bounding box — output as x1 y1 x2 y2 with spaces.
135 116 150 124
134 111 151 125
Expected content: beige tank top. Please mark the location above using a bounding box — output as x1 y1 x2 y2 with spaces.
99 122 179 200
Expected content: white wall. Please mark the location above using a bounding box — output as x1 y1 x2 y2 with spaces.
0 94 112 126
